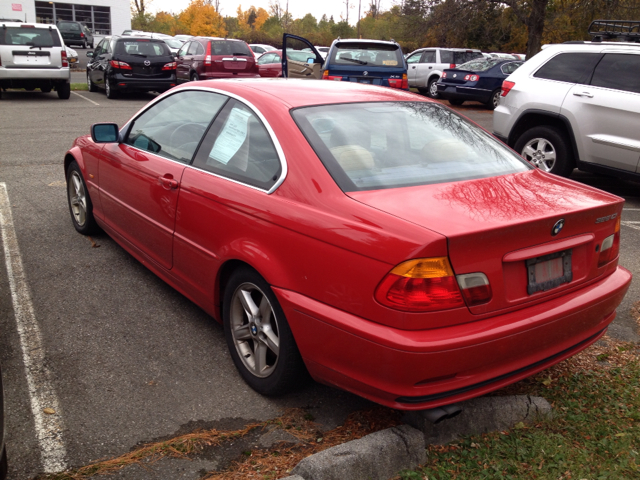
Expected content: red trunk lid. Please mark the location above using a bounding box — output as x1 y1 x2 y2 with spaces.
348 170 624 315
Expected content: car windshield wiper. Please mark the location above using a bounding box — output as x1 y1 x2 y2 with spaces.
342 57 367 65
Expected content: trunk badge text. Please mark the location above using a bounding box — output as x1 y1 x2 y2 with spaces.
595 213 617 224
552 219 564 236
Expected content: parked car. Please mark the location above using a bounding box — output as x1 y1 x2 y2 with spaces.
405 47 483 98
57 21 94 48
0 22 71 99
65 45 79 64
174 35 193 42
437 58 522 109
494 19 640 179
249 43 277 58
64 78 631 410
257 50 324 77
122 30 144 36
175 37 258 83
86 35 177 98
282 35 408 90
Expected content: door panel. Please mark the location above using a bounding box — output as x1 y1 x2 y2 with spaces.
282 34 323 79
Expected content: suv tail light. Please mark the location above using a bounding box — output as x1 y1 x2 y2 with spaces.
463 74 479 81
388 74 408 89
501 80 515 97
162 62 177 70
598 217 621 267
80 32 85 38
375 258 465 312
322 70 342 81
456 273 492 306
450 63 456 68
205 41 212 66
109 60 132 70
61 49 68 68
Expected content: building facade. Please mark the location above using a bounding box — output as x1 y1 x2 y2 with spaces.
1 1 131 36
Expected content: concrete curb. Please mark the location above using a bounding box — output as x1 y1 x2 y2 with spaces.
290 424 426 480
282 395 552 480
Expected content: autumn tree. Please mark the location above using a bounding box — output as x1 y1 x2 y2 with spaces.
180 0 227 37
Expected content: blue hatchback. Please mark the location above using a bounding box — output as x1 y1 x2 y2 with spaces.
282 35 408 91
436 58 522 109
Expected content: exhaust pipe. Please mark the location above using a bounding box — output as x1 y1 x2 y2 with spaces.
422 404 463 424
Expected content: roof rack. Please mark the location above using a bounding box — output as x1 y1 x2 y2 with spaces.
588 19 640 42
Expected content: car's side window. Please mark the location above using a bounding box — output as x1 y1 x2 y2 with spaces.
94 40 106 56
193 99 282 191
105 39 112 54
124 91 228 163
188 41 200 55
423 51 436 63
178 41 190 57
258 53 275 65
533 53 602 84
590 53 640 94
406 52 423 64
501 62 522 75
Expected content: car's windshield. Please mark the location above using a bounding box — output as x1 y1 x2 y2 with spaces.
292 102 530 192
331 43 403 67
0 27 61 47
288 51 315 62
115 39 171 56
456 58 505 72
163 38 183 49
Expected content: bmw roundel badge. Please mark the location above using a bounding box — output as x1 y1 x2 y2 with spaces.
552 219 564 236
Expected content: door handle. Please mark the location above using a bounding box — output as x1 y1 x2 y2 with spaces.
429 66 433 69
158 175 179 190
573 91 594 98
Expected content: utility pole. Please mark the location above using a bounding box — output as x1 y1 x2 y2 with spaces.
357 0 361 38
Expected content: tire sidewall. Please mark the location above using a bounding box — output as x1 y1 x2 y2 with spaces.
428 78 440 98
222 267 302 396
66 161 96 235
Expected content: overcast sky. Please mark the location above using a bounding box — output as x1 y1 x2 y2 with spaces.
149 0 387 25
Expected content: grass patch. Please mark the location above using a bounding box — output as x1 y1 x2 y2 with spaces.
71 83 88 91
396 338 640 480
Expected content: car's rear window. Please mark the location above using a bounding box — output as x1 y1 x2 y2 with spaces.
0 26 62 46
115 39 171 56
210 40 252 56
58 22 80 31
330 43 403 67
292 102 530 192
456 58 505 72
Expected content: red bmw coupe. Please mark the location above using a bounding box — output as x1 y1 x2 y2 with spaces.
64 79 631 410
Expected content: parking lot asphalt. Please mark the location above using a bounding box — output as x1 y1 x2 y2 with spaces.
0 87 638 479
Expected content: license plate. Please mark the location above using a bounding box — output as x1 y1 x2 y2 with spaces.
526 249 572 295
359 79 371 84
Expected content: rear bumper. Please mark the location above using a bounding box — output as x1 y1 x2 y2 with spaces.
436 83 491 103
0 67 69 83
200 72 260 80
275 265 632 410
110 74 176 92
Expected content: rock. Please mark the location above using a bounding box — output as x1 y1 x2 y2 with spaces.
291 424 425 480
403 395 553 445
257 428 303 448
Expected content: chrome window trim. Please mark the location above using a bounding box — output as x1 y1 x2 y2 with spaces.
119 85 288 194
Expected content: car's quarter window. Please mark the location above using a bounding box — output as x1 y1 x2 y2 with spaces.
590 53 640 94
292 102 530 192
192 99 282 190
501 61 522 75
439 50 453 63
533 52 602 84
187 41 203 55
124 91 228 163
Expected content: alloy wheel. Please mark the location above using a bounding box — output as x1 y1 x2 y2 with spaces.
229 282 280 378
521 137 556 172
68 171 87 227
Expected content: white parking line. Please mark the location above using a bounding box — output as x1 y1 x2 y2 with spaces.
0 183 68 473
623 208 640 211
621 221 640 231
71 91 99 106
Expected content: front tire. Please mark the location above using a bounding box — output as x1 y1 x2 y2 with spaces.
448 98 464 106
223 267 305 396
57 82 71 99
66 161 98 234
87 72 97 92
514 126 574 177
427 78 440 99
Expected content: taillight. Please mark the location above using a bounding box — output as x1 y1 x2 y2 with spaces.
375 258 465 312
456 273 492 306
80 32 85 38
322 70 342 81
501 80 515 97
598 217 621 267
162 62 177 70
205 41 212 66
463 74 479 81
442 72 447 79
388 75 408 89
450 63 456 68
61 49 68 67
109 60 132 70
402 74 408 90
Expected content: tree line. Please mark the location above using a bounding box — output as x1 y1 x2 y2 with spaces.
131 0 640 57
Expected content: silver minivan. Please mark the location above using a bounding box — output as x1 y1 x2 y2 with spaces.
405 47 483 98
0 22 71 99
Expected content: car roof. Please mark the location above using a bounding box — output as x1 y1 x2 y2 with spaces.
333 38 399 46
177 78 421 109
1 21 59 29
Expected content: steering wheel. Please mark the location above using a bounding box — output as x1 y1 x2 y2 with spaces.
169 123 206 150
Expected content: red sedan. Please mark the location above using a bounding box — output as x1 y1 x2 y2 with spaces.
64 79 631 410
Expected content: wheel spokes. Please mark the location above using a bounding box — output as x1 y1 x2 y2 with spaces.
239 289 260 318
233 323 252 341
262 325 279 356
254 342 268 374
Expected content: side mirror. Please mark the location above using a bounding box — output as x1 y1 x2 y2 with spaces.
86 51 94 58
91 123 119 143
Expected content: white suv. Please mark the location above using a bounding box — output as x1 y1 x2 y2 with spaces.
0 22 71 99
494 36 640 179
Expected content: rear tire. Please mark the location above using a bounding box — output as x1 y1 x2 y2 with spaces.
190 72 200 82
105 80 117 99
514 126 574 177
485 89 501 110
57 82 71 99
448 99 464 106
427 78 440 98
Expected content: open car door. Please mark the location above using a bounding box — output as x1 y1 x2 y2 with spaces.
282 33 324 79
